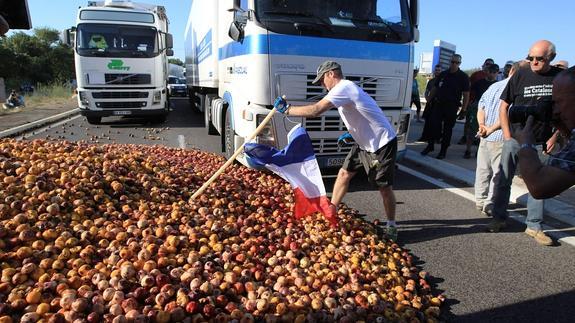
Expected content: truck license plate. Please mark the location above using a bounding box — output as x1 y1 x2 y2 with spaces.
113 111 132 115
326 158 345 167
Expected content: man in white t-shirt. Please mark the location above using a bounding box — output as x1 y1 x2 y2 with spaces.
273 61 399 241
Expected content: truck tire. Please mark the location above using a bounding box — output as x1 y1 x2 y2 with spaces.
86 116 101 125
223 108 235 159
190 91 201 114
204 95 218 135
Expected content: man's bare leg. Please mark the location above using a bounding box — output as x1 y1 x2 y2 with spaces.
331 167 356 207
379 185 396 221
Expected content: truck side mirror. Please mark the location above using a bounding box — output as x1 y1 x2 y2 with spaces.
409 0 419 42
228 0 241 12
166 49 174 57
60 28 74 47
166 33 174 49
409 0 419 28
228 21 244 42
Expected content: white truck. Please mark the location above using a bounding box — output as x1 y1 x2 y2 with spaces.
64 0 174 124
185 0 419 167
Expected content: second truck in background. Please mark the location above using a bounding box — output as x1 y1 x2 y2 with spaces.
65 0 174 124
185 0 419 167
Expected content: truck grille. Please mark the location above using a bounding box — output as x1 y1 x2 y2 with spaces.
310 138 352 155
279 74 401 103
305 115 346 132
96 102 147 109
104 74 151 85
92 92 149 99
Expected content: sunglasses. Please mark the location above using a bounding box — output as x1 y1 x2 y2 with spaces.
526 55 546 62
451 61 461 64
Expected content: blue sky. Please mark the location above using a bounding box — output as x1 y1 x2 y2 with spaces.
16 0 574 70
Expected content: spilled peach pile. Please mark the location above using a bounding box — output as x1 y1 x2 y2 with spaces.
0 139 443 323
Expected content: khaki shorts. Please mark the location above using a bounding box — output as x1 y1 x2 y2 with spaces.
342 138 397 187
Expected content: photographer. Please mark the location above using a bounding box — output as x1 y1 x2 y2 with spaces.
4 90 24 109
515 67 575 199
486 40 562 246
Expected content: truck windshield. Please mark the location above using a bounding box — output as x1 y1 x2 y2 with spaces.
255 0 412 43
76 24 158 58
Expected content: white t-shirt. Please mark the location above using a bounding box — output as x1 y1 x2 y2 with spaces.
324 79 396 152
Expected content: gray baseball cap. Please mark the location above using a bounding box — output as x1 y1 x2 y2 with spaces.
312 61 342 85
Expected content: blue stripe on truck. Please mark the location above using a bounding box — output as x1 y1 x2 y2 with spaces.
218 34 410 62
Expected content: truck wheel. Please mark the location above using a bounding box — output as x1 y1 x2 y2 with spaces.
86 116 101 125
190 92 201 113
224 109 235 159
204 95 218 135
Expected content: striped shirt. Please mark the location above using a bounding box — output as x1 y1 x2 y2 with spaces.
549 130 575 172
478 79 508 142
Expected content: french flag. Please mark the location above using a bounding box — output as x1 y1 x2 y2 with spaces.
244 125 338 227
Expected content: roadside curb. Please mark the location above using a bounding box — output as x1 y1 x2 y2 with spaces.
404 149 575 227
0 108 80 138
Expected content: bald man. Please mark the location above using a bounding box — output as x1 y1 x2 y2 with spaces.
486 40 562 246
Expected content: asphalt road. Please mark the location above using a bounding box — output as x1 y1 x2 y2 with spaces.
20 98 575 322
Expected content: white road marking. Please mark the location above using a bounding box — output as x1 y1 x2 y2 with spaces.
398 164 575 248
178 135 186 149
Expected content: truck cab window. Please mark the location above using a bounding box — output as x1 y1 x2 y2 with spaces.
77 24 158 57
254 0 412 43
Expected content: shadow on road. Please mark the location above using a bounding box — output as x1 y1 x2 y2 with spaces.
94 98 204 128
453 289 575 323
323 166 456 194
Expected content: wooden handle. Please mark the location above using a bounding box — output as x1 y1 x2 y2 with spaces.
190 108 277 201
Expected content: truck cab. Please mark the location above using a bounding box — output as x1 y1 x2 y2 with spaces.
66 0 174 124
186 0 419 166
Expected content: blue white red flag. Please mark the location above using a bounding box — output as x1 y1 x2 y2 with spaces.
244 125 338 227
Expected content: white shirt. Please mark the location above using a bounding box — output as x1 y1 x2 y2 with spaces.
324 79 396 152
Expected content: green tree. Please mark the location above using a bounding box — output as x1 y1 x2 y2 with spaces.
0 27 74 87
169 58 184 66
34 28 60 46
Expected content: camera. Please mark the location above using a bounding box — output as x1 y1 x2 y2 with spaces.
508 99 553 144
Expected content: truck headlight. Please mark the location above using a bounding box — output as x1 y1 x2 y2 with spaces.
396 113 410 141
78 91 89 108
256 114 276 147
398 113 410 135
152 90 162 104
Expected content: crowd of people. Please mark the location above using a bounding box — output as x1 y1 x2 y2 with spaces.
416 39 574 246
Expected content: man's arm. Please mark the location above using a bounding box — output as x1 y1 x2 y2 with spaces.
285 98 335 118
461 91 470 112
498 100 512 140
518 148 575 199
477 107 487 137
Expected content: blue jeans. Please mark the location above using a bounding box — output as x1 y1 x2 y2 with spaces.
491 139 545 230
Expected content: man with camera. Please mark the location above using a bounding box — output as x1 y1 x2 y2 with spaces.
486 40 562 246
515 67 575 198
4 90 24 109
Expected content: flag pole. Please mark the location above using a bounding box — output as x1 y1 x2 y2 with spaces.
190 108 277 201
